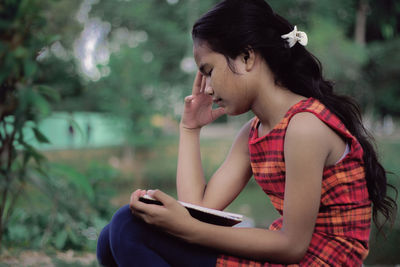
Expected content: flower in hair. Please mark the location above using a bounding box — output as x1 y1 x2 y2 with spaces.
281 26 308 48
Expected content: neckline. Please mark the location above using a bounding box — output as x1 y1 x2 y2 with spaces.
251 97 313 143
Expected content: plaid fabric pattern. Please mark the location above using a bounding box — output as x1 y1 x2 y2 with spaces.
217 98 371 267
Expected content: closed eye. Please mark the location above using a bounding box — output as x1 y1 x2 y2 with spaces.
199 64 213 77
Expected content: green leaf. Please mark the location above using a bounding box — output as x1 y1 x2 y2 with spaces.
67 228 80 245
3 53 18 81
32 127 50 143
50 164 95 201
13 47 28 58
20 140 47 165
22 151 32 166
36 85 61 102
31 91 51 117
8 224 29 242
24 59 37 78
15 86 33 116
48 34 61 43
32 166 49 178
54 230 68 249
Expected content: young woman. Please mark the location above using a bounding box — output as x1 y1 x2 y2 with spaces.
97 0 397 266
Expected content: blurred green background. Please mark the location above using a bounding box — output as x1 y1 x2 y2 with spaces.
1 0 399 266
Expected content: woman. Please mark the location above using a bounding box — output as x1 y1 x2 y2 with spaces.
97 0 397 266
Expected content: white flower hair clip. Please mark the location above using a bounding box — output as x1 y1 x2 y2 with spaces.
281 26 308 48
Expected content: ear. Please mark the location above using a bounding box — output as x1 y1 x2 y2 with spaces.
242 48 256 72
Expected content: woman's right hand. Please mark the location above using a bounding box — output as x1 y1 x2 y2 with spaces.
180 71 226 130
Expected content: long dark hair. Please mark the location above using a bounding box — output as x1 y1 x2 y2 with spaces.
192 0 397 232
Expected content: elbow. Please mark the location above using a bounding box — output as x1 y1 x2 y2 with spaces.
249 231 311 263
282 241 309 264
271 232 309 264
285 246 308 263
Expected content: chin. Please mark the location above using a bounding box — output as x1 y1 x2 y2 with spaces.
227 108 248 116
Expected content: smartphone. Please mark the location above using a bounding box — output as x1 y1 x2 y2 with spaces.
139 194 163 205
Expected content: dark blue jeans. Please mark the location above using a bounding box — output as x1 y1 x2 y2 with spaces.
97 205 218 267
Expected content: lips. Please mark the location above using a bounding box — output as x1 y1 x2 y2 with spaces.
213 98 223 106
213 98 222 103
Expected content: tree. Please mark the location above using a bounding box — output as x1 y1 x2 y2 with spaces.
0 0 82 248
74 0 218 142
363 0 400 117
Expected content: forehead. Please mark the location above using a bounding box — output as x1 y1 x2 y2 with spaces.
193 41 215 65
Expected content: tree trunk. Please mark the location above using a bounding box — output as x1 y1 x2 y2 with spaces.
354 0 369 45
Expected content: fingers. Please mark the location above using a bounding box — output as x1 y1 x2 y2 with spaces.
129 189 176 225
130 189 146 203
211 107 226 121
184 95 194 111
184 95 194 103
200 75 206 93
129 189 156 213
130 189 172 215
129 189 146 211
147 189 174 206
192 71 203 95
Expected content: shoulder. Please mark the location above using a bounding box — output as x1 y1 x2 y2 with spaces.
229 119 253 153
232 118 253 141
285 112 336 162
287 112 329 139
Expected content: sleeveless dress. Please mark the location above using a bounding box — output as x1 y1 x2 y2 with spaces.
216 98 371 267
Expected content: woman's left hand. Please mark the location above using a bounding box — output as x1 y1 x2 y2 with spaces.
129 189 197 239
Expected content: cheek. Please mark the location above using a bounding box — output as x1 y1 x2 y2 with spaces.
210 72 222 90
217 69 234 89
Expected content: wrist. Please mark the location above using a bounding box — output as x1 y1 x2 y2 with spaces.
179 123 202 133
179 217 204 244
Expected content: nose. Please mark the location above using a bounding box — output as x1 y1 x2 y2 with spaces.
204 80 214 96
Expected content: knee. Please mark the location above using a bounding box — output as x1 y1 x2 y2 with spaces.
109 204 146 245
97 205 135 266
111 204 132 225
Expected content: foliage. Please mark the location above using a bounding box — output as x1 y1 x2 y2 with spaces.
0 0 61 248
53 0 399 119
143 149 178 188
80 0 219 141
365 0 400 41
4 161 118 250
0 0 86 250
271 0 400 115
365 38 400 116
307 17 371 107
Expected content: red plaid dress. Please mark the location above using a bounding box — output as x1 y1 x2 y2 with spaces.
217 98 371 266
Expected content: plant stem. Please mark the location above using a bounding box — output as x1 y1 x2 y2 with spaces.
0 126 16 249
4 180 24 228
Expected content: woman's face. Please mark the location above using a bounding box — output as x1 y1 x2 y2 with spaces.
193 41 253 115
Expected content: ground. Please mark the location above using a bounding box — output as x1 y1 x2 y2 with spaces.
0 249 96 267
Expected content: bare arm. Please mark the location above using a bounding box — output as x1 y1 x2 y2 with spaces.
176 126 205 203
177 120 253 209
177 71 252 209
